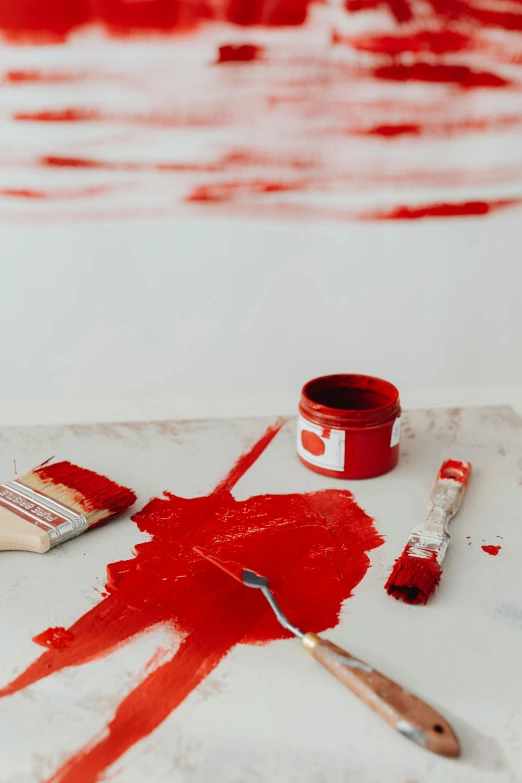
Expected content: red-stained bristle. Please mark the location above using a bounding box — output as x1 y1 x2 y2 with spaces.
384 547 442 605
33 461 136 524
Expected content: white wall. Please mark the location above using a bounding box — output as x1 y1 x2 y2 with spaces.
3 209 522 424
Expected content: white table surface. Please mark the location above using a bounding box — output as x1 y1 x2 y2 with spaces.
0 405 521 782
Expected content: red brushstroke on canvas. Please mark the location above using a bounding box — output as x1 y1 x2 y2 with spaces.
0 422 383 782
216 43 263 63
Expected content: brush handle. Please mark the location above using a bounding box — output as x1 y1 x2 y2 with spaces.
417 460 472 540
0 507 50 553
302 633 459 758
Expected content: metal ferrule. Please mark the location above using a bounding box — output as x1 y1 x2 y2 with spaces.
0 480 88 547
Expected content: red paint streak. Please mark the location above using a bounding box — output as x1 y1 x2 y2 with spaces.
4 69 81 83
426 0 522 33
373 62 511 90
438 459 472 486
0 186 116 200
364 199 521 220
366 123 421 138
300 430 326 457
34 461 136 522
216 44 263 63
344 29 473 55
385 547 442 605
482 544 501 556
15 108 100 122
186 179 306 202
0 422 383 783
39 155 223 173
33 627 75 650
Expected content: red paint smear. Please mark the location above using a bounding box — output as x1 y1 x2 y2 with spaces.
186 179 306 202
33 627 75 650
364 199 521 220
15 108 101 122
33 460 136 522
373 62 511 90
0 186 114 200
4 69 81 83
343 29 473 56
0 422 383 783
482 544 501 556
39 154 223 173
385 547 442 605
216 43 263 64
300 430 326 456
0 0 311 43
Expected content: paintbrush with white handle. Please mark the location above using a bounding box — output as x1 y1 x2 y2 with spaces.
194 546 460 758
385 459 472 605
0 461 136 553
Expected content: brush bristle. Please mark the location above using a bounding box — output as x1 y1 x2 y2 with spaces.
19 461 137 528
385 547 442 605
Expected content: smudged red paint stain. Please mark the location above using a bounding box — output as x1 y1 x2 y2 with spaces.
33 627 75 650
0 186 118 200
372 62 511 89
340 29 473 55
363 199 522 220
15 108 101 122
482 544 501 556
216 43 263 63
4 69 82 83
0 422 382 783
300 430 326 456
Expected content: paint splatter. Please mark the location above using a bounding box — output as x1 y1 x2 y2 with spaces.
482 544 501 556
0 422 383 782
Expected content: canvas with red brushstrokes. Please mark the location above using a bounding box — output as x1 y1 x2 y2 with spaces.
0 0 521 222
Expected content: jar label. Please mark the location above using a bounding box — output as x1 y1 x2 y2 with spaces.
390 416 401 447
297 414 345 471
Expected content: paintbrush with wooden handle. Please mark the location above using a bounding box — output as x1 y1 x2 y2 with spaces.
0 461 136 553
194 546 460 758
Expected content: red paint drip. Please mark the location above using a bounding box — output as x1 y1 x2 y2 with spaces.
300 430 326 456
0 422 383 783
216 44 263 63
385 547 442 605
34 461 137 521
482 544 501 556
365 199 521 220
373 62 511 90
33 627 75 650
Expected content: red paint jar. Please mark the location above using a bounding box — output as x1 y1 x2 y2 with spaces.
297 374 401 479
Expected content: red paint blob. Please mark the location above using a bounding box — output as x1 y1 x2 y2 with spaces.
33 627 75 650
438 459 472 485
347 29 473 56
482 544 501 556
300 430 326 456
0 422 382 783
216 43 262 63
366 123 421 138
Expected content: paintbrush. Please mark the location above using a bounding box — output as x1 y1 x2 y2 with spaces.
385 459 472 605
194 546 460 758
0 460 136 553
